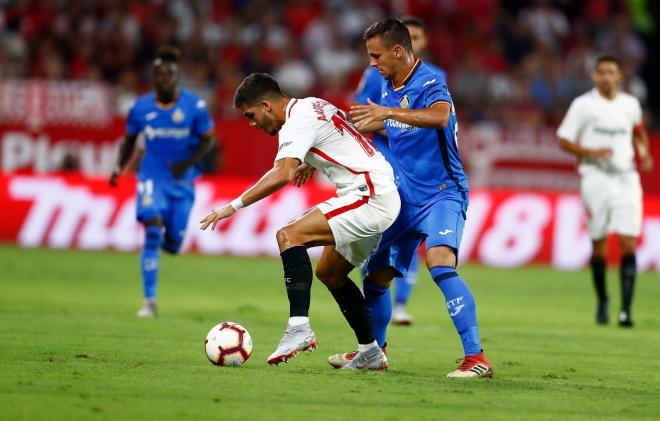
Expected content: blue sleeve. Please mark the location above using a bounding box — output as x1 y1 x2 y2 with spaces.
192 98 214 136
423 79 453 108
126 104 141 135
353 68 383 105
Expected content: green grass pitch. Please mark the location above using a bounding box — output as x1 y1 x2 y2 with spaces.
1 245 659 420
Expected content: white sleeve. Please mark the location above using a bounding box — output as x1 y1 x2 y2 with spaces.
274 114 316 163
557 99 583 143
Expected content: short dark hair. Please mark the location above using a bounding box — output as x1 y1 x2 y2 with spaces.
363 17 413 53
595 54 622 69
154 46 181 64
233 73 285 108
400 15 426 32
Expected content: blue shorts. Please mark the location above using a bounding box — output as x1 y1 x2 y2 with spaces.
136 177 195 240
365 190 468 278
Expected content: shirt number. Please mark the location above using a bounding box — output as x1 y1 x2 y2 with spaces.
331 113 375 157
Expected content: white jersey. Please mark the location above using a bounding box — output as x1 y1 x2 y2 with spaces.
275 97 396 197
557 88 643 176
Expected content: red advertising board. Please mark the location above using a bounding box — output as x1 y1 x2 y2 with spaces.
2 174 659 272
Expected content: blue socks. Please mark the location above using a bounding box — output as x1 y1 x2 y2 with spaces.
363 279 391 348
141 225 163 300
430 265 481 356
394 257 419 305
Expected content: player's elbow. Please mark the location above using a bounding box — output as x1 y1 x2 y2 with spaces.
558 139 573 152
437 116 450 128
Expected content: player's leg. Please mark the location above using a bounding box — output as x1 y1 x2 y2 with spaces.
582 171 612 324
590 238 609 324
617 235 638 327
392 253 420 325
424 193 491 378
135 178 166 318
267 207 334 364
315 246 387 370
612 172 643 327
160 184 194 254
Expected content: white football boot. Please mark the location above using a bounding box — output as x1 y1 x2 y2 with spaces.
267 323 318 365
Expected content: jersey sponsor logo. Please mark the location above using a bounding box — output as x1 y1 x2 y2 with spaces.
423 79 436 87
143 125 191 140
399 95 410 109
385 119 417 132
278 141 293 152
145 111 158 121
438 229 453 235
592 126 627 137
172 108 185 123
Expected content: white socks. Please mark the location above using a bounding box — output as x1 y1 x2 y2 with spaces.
288 316 309 326
357 340 379 353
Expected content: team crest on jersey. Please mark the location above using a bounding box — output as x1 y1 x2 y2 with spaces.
142 195 153 206
172 108 185 123
399 95 410 109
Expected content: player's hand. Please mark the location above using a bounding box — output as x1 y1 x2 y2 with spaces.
640 154 654 172
109 168 121 187
350 99 390 130
590 148 613 159
169 161 189 178
292 163 316 187
200 205 236 231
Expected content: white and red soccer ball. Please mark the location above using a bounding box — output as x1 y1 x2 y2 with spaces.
205 322 253 366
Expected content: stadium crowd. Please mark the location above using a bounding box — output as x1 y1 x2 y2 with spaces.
0 0 657 127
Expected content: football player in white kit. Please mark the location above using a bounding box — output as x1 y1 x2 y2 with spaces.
557 55 653 327
200 73 401 369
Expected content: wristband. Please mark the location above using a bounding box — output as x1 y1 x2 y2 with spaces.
230 197 244 211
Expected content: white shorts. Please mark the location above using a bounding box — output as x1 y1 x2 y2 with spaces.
581 171 643 239
317 191 401 267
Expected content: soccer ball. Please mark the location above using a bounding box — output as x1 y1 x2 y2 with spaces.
205 322 253 366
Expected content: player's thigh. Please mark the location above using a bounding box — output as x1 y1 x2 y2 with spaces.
163 183 195 241
315 246 355 289
276 207 335 251
136 178 167 224
423 192 467 267
581 173 613 240
610 173 642 240
366 230 424 281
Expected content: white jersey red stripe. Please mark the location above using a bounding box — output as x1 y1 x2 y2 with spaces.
325 196 369 220
275 97 396 197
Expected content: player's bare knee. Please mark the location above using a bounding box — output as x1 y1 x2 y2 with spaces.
276 226 297 250
426 245 457 268
365 269 395 288
315 265 344 289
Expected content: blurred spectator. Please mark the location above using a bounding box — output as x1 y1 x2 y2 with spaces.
0 0 655 127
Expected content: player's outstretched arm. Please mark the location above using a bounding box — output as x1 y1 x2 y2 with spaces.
200 157 301 230
170 131 217 178
350 99 450 130
633 125 653 172
558 138 612 159
109 133 138 186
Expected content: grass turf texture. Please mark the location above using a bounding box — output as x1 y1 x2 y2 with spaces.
1 245 659 420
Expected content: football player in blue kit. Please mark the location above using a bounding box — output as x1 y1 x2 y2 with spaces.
331 18 492 378
109 47 216 317
354 16 447 327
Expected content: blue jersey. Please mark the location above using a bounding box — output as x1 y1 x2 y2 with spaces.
126 89 214 182
381 60 468 205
